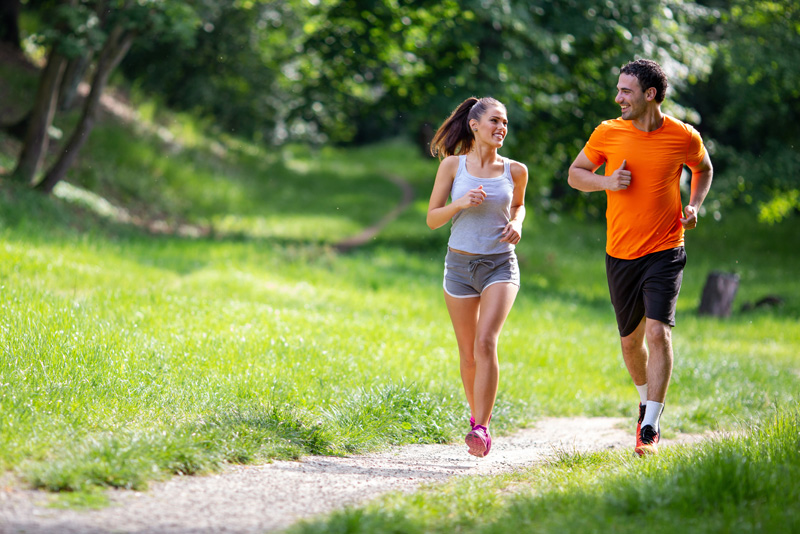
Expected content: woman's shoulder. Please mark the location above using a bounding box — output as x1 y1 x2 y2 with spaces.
438 154 461 172
506 159 528 181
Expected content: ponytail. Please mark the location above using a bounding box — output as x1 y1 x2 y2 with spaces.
429 96 504 159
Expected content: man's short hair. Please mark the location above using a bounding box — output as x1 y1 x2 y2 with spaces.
621 59 668 103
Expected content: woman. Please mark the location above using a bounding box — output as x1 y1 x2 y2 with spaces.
427 96 528 457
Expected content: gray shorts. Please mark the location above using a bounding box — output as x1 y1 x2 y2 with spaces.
443 249 520 298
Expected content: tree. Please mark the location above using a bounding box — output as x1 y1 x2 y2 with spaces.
10 0 79 185
293 0 714 211
10 0 200 192
120 0 314 143
35 21 134 192
0 0 21 49
685 0 800 222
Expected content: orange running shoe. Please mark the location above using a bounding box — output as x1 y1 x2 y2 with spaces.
635 424 660 456
635 403 646 448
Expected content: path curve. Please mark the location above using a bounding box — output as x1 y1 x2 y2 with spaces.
0 417 704 534
333 173 415 252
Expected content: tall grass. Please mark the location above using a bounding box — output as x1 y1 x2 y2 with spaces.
1 92 798 505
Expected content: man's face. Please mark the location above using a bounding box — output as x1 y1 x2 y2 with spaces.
615 73 648 120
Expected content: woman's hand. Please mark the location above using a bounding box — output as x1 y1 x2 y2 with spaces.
458 185 486 209
500 219 522 244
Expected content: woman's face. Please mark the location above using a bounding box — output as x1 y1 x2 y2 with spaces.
472 105 508 148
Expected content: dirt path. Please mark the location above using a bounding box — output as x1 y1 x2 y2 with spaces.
333 173 415 252
0 417 705 534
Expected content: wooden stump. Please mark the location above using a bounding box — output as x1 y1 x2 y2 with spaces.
698 271 740 317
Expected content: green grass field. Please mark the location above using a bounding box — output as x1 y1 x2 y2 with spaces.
1 91 798 529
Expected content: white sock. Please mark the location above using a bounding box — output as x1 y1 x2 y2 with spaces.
642 401 664 432
635 383 648 405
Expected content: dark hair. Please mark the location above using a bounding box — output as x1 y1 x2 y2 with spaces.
620 59 668 103
429 96 506 158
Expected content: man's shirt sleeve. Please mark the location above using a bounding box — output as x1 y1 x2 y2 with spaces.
583 122 608 167
685 125 706 167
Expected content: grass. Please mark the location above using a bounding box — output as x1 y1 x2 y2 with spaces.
289 410 800 534
1 63 799 523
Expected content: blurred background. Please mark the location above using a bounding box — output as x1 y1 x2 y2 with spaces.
1 0 798 223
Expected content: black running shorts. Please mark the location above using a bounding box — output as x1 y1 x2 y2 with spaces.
605 247 686 337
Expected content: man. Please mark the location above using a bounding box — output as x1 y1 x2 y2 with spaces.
567 59 713 455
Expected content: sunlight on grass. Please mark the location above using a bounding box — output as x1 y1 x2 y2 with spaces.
211 213 361 242
289 411 800 534
1 103 798 509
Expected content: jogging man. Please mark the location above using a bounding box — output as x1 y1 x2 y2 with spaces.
567 59 713 455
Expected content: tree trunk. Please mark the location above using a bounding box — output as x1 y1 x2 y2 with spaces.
698 272 740 318
0 0 21 50
2 110 30 139
11 48 67 185
36 26 134 194
58 52 93 111
58 0 107 111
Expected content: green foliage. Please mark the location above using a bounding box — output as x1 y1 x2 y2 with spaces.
15 0 800 221
759 189 800 225
30 0 200 58
293 0 717 205
35 2 105 58
116 0 717 194
687 0 800 223
120 0 310 141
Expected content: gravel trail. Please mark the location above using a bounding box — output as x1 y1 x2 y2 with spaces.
0 416 702 534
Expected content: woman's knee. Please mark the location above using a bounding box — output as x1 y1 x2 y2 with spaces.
474 333 499 358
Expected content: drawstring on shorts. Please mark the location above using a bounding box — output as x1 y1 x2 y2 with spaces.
468 258 495 282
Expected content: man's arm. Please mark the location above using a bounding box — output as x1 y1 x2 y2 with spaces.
680 151 714 230
568 150 631 192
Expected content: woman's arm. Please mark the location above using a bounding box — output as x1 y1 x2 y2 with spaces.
500 161 528 244
427 156 486 229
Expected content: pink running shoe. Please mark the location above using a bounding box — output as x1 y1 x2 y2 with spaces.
469 414 492 430
465 425 492 457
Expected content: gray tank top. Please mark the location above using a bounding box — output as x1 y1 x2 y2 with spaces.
448 155 515 254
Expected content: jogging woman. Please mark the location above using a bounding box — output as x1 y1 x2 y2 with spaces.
426 96 528 457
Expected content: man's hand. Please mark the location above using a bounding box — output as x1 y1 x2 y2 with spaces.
606 160 632 191
680 204 698 229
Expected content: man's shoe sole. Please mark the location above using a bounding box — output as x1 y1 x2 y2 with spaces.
635 443 658 455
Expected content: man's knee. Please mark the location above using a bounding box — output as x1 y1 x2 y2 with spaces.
645 319 672 347
620 319 646 353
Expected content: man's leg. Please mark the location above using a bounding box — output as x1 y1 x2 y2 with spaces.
620 317 647 386
623 317 673 403
631 318 673 454
644 318 673 403
622 316 673 455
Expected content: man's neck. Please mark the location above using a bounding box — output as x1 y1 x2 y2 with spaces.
631 108 665 133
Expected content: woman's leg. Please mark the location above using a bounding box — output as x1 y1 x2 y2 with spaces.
471 282 519 426
444 292 480 417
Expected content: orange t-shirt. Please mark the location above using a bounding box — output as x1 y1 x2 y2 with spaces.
583 115 706 260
